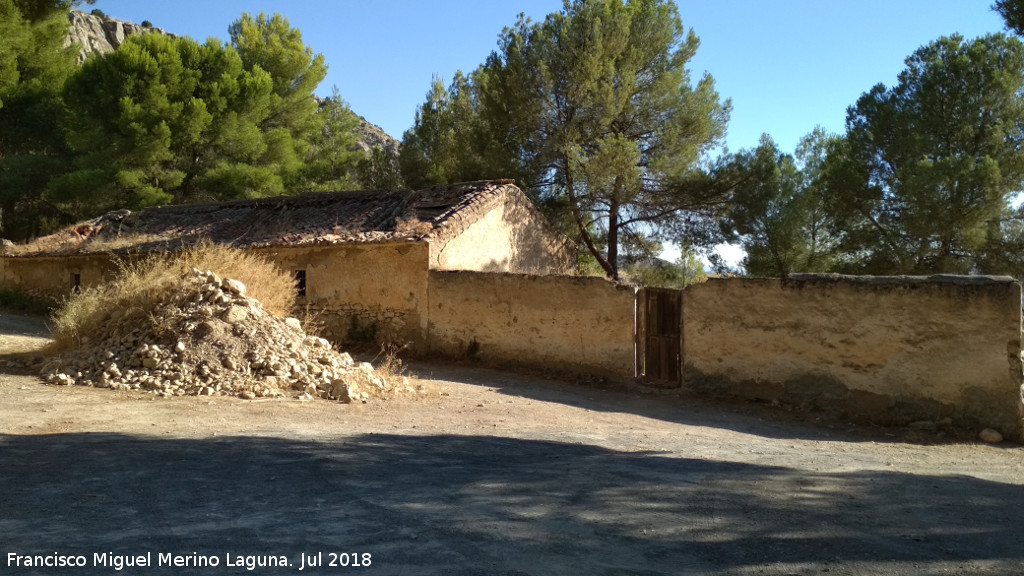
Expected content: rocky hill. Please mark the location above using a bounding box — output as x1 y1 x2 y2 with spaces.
65 10 400 154
65 10 177 63
354 114 401 155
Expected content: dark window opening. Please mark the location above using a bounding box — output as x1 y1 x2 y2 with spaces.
294 270 307 297
71 273 82 294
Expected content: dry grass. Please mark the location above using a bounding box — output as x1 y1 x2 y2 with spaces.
367 342 433 397
394 216 434 237
373 343 411 385
49 242 297 351
5 231 167 256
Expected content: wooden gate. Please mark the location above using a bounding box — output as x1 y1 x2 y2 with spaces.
635 287 682 386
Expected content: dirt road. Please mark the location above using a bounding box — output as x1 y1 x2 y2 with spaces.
1 309 1022 575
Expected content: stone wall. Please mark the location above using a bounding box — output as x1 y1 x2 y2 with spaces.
682 275 1024 440
258 242 430 348
426 271 636 378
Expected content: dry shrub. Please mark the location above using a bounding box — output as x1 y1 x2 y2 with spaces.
394 216 433 237
366 342 433 397
7 231 165 256
49 242 297 351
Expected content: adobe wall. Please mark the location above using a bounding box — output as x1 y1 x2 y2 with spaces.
432 191 576 275
0 242 432 348
258 242 430 348
682 275 1024 440
427 271 635 378
0 254 120 301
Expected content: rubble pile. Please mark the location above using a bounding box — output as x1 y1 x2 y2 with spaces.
42 268 411 402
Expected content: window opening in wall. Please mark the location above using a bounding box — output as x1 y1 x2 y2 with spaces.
70 273 82 294
294 270 307 297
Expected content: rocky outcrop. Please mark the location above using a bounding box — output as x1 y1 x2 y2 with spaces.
354 115 400 155
65 10 175 64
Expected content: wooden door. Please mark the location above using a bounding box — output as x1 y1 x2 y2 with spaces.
636 287 682 386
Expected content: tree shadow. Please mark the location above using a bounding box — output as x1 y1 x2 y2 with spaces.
1 432 1020 575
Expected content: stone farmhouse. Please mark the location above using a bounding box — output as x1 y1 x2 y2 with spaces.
0 180 576 343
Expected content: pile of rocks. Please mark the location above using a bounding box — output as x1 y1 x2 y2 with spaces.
42 268 412 402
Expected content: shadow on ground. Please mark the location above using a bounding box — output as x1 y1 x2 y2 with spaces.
412 362 925 445
1 432 1021 575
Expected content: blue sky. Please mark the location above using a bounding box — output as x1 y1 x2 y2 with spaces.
87 1 1007 156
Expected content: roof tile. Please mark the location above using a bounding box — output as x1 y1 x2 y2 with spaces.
8 181 516 257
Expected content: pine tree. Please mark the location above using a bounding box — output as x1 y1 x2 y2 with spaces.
0 0 80 238
719 130 840 277
824 34 1024 274
51 33 280 213
401 0 730 279
229 12 328 192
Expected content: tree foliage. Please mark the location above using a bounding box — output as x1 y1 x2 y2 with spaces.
399 72 505 190
43 12 363 221
53 33 281 212
719 130 840 277
823 33 1024 275
357 145 404 190
623 245 707 288
0 0 81 238
229 12 329 190
401 0 730 279
305 87 363 192
491 0 730 279
995 0 1024 36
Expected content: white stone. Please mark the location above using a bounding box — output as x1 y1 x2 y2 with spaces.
979 428 1003 443
222 305 248 324
222 278 247 296
331 379 358 403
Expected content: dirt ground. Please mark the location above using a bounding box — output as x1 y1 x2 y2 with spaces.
1 309 1022 575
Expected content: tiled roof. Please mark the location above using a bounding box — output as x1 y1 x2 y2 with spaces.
7 181 516 257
